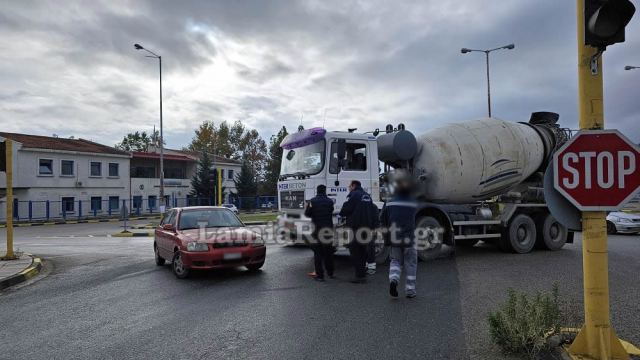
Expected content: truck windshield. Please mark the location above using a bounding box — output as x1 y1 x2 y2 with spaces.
280 140 325 177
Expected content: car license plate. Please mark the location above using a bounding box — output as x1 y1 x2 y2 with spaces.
223 252 242 260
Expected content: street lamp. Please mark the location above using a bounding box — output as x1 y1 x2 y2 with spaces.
134 43 165 210
460 43 515 117
625 65 639 70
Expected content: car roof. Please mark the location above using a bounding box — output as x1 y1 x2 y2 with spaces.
175 206 230 211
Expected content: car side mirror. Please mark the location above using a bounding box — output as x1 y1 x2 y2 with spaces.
162 223 175 232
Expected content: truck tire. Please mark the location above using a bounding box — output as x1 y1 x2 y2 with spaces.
537 214 567 251
501 214 536 254
416 216 443 261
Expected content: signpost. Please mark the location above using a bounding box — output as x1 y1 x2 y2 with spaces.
567 0 636 358
1 139 16 260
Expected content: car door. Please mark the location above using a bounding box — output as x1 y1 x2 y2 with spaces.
157 210 176 258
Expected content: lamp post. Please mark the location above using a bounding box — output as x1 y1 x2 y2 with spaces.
625 65 639 70
134 43 165 210
460 43 515 117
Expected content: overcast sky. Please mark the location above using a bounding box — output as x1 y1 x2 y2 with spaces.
1 0 639 148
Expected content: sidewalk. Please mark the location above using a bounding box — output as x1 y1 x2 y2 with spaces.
0 254 43 290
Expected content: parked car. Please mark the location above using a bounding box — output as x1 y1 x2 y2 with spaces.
606 212 640 234
222 203 239 214
154 206 266 278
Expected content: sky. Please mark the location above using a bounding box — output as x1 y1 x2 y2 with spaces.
1 0 639 148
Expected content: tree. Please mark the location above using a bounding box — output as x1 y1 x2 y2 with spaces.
190 152 214 203
115 131 152 151
188 120 269 185
234 161 258 200
262 126 288 195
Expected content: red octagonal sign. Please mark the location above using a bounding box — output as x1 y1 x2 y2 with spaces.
554 130 640 211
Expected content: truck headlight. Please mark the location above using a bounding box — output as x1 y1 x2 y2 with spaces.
187 242 209 252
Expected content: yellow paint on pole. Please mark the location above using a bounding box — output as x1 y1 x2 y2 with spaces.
569 0 629 358
217 168 222 206
2 140 16 260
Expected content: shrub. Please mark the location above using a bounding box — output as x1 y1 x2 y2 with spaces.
488 284 562 358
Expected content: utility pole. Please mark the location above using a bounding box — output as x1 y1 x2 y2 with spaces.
1 139 16 260
569 0 635 359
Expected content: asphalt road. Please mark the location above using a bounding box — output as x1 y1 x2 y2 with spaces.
1 222 639 360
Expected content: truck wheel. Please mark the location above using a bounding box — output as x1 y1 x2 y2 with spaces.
416 216 443 261
538 214 567 251
502 214 536 254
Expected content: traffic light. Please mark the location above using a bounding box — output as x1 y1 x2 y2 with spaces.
585 0 636 49
0 141 6 172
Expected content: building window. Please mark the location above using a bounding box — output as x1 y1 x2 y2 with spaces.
165 167 185 179
108 163 119 177
39 159 53 175
228 169 234 180
109 196 120 210
133 196 143 209
90 196 102 212
61 160 75 176
148 196 157 209
329 142 367 173
62 197 75 212
131 166 155 178
90 162 102 177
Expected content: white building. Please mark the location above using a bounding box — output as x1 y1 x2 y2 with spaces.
0 132 131 221
129 146 242 210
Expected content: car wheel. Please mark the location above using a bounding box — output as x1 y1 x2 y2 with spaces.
172 251 190 279
538 214 567 251
246 262 264 272
416 216 443 261
606 221 617 235
154 243 165 266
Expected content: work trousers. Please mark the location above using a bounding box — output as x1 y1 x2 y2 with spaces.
312 242 335 279
389 245 418 296
349 242 368 279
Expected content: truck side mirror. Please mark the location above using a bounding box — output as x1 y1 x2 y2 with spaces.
336 139 346 162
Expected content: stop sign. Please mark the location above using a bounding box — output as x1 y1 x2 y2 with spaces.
553 130 640 211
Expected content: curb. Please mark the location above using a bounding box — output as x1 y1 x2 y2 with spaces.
112 231 154 237
0 255 43 291
0 215 162 228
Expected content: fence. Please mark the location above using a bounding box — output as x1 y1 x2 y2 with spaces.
0 195 278 223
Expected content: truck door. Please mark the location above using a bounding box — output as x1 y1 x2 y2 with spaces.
327 140 372 209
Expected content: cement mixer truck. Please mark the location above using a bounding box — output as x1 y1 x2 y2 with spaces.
276 112 573 261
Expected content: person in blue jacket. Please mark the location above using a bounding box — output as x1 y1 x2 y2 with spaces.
380 172 418 298
339 180 379 283
304 184 335 281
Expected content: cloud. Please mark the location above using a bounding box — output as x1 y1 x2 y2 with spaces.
0 0 638 149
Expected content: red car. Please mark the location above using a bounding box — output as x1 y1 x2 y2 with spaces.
154 206 266 278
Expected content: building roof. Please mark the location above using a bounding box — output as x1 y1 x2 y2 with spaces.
0 132 130 156
131 151 195 162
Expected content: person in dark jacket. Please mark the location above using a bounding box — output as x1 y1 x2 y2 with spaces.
339 180 379 283
304 184 335 281
380 172 418 298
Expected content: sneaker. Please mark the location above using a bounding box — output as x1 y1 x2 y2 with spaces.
406 293 416 299
389 281 399 298
367 268 376 275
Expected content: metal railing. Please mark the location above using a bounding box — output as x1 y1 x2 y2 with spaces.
0 195 277 223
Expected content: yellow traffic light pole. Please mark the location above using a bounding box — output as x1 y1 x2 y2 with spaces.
569 1 628 358
217 168 222 206
2 140 16 260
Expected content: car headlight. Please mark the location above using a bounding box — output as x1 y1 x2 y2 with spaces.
187 242 209 252
619 218 632 223
252 236 265 247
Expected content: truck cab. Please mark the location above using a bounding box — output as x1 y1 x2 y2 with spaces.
277 128 380 238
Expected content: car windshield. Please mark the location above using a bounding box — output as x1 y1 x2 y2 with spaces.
179 209 243 230
280 140 325 177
